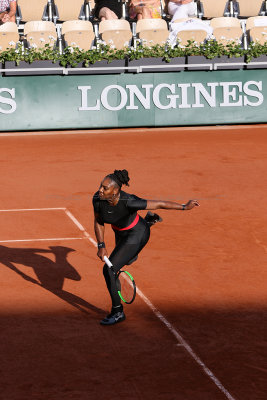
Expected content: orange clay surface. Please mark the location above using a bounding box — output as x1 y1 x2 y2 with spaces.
0 125 267 400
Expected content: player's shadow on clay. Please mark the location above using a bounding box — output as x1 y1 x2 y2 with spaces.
0 245 104 315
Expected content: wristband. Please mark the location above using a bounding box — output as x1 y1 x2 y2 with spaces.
182 204 186 210
97 242 105 249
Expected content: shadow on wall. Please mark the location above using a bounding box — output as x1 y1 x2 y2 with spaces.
0 245 104 315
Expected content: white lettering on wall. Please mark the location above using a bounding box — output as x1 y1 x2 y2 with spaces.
126 84 153 109
177 84 191 108
153 84 179 109
77 80 264 111
78 86 100 110
101 85 127 111
0 88 16 114
192 83 219 108
243 81 264 107
220 82 243 107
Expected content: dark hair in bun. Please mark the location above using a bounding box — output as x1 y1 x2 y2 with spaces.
107 169 130 188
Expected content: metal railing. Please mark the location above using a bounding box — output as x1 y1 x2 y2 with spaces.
1 59 267 75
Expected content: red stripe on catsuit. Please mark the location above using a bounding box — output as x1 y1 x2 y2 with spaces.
111 214 140 231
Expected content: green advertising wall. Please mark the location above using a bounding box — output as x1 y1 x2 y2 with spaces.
0 69 266 131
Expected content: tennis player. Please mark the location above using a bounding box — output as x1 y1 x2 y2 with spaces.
93 169 199 325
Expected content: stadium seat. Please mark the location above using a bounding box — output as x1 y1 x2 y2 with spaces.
176 28 209 45
53 0 86 22
24 21 57 49
210 17 243 45
233 0 266 18
0 22 19 51
173 17 198 24
99 20 132 49
199 0 230 19
136 19 169 46
62 20 95 50
17 0 50 22
246 16 267 44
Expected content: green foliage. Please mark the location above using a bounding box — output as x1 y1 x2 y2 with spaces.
60 44 126 67
1 40 267 67
245 41 267 63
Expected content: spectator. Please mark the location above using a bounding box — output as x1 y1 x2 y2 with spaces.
168 18 213 46
168 0 197 22
129 0 161 20
0 0 16 24
94 0 122 20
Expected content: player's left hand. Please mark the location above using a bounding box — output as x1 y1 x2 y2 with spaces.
185 200 199 210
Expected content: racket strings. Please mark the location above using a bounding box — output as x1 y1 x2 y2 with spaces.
117 271 136 304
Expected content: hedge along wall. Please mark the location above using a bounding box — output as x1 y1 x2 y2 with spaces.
0 69 266 131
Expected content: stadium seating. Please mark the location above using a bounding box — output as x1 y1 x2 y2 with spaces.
198 0 230 18
176 28 208 45
53 0 86 22
173 17 198 24
62 20 95 50
0 22 19 51
233 0 266 18
210 17 243 45
136 19 169 46
246 16 267 44
24 21 57 49
17 0 50 22
99 20 132 49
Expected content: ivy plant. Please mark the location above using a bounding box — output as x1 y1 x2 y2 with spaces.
0 40 266 67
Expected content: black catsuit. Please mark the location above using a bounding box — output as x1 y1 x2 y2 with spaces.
93 190 150 308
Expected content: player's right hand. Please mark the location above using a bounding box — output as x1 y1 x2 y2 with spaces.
97 247 108 262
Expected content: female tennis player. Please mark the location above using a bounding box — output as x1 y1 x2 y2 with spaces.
93 169 199 325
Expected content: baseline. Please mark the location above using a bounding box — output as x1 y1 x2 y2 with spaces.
0 237 84 244
0 207 65 212
64 208 236 400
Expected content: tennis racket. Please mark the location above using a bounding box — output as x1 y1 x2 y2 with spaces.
104 256 136 304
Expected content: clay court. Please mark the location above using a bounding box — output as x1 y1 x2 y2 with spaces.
0 125 266 400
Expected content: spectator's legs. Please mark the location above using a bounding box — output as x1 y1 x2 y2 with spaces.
99 7 119 21
168 2 197 22
141 6 153 18
134 6 153 20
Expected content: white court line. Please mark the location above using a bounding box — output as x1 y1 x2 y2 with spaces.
0 237 84 244
0 208 83 243
253 232 267 254
0 207 65 212
64 208 236 400
64 209 97 246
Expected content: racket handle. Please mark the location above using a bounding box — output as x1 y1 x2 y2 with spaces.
104 255 113 268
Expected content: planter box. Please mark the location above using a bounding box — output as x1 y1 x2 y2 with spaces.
212 56 245 70
67 59 126 75
245 55 267 69
187 55 245 71
127 57 186 73
186 56 213 71
4 60 63 76
162 57 186 72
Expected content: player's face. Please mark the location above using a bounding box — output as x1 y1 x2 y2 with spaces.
98 177 118 200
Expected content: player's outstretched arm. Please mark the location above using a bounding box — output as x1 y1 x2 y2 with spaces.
146 199 199 210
